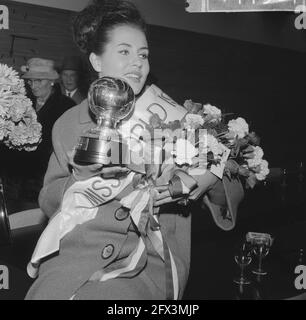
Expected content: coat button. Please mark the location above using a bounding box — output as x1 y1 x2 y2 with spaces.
101 244 114 259
114 207 130 221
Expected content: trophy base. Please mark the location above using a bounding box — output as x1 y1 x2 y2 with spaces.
74 135 130 166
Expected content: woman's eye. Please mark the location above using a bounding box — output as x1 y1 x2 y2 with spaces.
119 50 129 55
139 53 149 59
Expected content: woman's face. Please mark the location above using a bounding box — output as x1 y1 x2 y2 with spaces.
27 79 53 99
90 24 150 95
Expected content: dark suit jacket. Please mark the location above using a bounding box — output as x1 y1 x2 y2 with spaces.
16 85 76 202
60 85 86 105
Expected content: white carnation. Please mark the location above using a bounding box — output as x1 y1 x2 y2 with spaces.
247 146 264 168
172 138 198 165
228 117 249 139
203 104 222 120
184 114 204 129
207 134 223 156
255 159 270 181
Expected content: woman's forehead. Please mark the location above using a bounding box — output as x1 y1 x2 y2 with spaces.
107 24 148 48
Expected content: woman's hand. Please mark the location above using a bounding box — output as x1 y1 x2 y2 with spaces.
154 185 184 207
188 170 219 201
68 150 130 181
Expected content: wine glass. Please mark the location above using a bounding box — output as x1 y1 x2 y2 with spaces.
252 240 271 276
233 243 252 285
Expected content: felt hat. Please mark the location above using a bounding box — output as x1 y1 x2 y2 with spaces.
21 58 59 80
60 56 83 72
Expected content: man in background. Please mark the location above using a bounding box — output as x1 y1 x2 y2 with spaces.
60 55 86 105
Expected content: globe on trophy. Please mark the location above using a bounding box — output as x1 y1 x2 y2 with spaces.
73 76 135 165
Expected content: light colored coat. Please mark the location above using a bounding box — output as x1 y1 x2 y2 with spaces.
25 100 244 300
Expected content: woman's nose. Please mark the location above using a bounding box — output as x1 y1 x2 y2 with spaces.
131 55 142 68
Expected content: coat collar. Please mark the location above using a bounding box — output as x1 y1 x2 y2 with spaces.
79 99 93 124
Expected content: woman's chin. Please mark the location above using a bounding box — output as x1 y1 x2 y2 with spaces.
129 83 145 96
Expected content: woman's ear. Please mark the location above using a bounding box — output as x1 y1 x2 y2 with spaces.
89 53 102 73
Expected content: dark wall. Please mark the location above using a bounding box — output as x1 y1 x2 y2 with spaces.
0 0 78 68
147 25 306 169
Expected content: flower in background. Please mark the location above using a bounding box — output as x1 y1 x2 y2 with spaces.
0 63 41 151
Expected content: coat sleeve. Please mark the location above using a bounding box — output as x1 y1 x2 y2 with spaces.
202 175 244 231
38 115 76 219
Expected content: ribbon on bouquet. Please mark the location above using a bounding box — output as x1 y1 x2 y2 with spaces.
86 184 179 300
27 172 135 279
168 170 198 199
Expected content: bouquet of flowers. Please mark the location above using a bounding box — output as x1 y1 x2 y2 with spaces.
140 99 269 190
0 63 41 151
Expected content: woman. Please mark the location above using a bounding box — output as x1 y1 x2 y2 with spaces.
25 0 244 300
21 58 76 186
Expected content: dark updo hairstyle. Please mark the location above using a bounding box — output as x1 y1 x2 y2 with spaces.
72 0 147 57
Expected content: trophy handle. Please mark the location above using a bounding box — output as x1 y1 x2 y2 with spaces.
97 116 103 127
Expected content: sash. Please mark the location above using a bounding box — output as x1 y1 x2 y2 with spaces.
27 172 135 278
119 84 187 139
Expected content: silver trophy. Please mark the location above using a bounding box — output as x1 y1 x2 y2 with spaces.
74 77 135 165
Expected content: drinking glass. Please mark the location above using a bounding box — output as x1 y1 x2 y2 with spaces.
233 244 252 285
252 241 270 275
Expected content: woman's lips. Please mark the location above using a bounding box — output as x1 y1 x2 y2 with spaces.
124 73 142 83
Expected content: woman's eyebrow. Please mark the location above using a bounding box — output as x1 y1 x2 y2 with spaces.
117 43 149 50
117 43 132 47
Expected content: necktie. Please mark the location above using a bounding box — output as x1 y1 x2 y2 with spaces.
67 92 71 97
